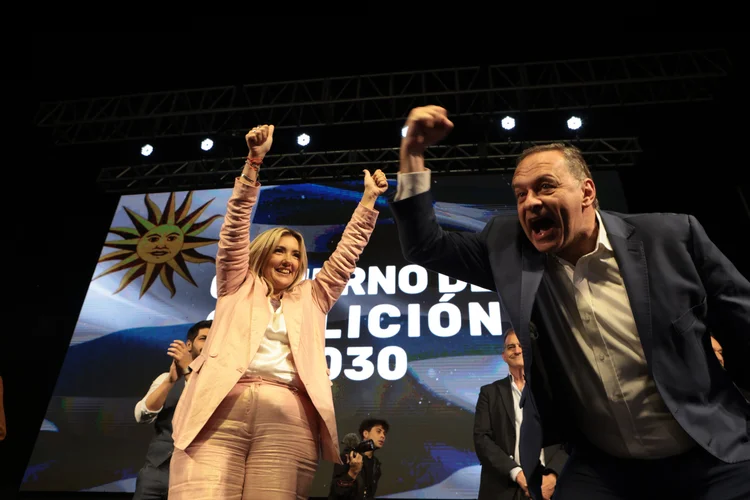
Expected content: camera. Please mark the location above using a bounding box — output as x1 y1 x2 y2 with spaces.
352 439 375 454
340 438 375 465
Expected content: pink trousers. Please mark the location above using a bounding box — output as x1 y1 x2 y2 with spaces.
169 376 320 500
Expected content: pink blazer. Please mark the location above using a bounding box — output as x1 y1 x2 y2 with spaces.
172 179 378 463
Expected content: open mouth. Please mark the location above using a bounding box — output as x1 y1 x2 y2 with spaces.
150 250 168 257
275 268 292 276
529 216 556 239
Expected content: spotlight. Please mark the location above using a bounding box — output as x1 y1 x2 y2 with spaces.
567 116 583 130
501 116 515 130
297 133 310 147
200 138 214 151
141 144 153 157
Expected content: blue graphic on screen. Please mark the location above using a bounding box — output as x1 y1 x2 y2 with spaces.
22 172 628 497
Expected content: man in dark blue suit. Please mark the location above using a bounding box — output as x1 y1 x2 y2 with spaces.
390 105 750 500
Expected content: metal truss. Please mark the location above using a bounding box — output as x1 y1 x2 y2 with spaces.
97 137 641 194
37 50 729 145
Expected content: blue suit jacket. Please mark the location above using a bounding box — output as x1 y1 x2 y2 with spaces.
390 192 750 500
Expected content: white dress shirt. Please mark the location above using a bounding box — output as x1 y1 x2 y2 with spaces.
245 298 303 389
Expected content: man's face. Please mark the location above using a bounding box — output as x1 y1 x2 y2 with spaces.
187 328 209 359
363 425 387 449
711 336 724 367
512 150 595 256
501 333 523 369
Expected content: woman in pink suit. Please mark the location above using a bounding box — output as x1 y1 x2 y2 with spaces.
169 124 388 500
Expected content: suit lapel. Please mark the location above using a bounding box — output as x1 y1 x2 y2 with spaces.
498 378 516 434
600 212 654 366
520 244 546 377
246 276 272 367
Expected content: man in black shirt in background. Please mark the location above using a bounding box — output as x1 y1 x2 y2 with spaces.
329 418 388 500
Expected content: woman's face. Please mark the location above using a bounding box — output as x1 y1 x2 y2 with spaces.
263 234 301 292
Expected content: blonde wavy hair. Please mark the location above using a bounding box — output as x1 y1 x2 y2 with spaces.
248 227 308 296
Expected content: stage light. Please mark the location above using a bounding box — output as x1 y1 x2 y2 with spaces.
501 116 515 130
297 133 310 147
567 116 582 130
141 144 153 157
200 138 214 151
402 126 408 138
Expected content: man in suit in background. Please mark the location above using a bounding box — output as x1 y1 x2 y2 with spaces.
474 329 567 500
132 320 211 500
391 105 750 499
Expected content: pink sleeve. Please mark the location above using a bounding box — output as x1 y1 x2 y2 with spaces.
216 179 261 297
311 203 378 313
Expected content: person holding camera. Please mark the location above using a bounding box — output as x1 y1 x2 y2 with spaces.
328 418 389 500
